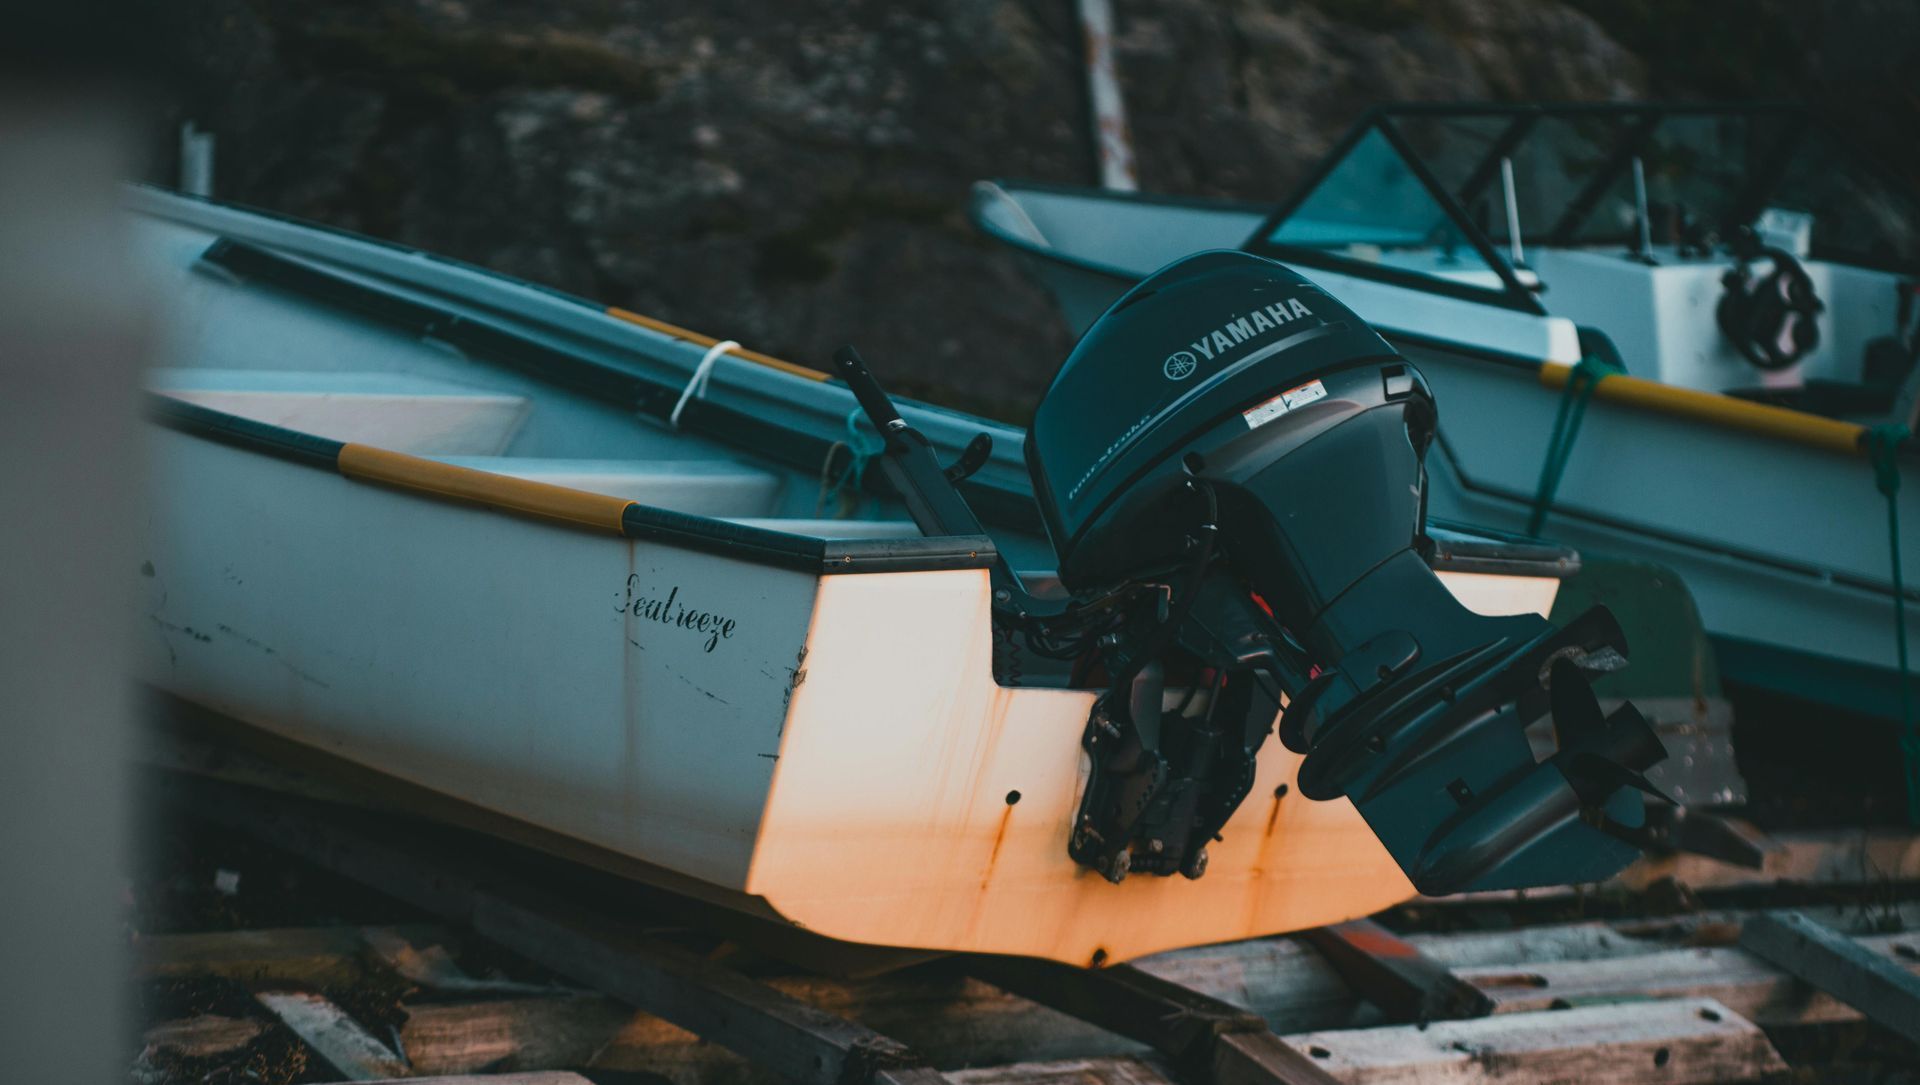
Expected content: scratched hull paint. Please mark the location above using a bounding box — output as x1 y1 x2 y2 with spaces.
751 571 1418 965
134 185 1574 963
144 430 819 886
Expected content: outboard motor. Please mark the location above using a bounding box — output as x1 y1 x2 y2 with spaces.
835 250 1666 896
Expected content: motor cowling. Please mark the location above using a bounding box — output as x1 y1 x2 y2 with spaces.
1024 251 1666 894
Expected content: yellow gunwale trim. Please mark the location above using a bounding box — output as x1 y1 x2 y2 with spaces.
337 444 634 534
1539 361 1867 458
605 307 830 383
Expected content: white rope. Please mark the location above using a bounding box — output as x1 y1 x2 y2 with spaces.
670 339 739 429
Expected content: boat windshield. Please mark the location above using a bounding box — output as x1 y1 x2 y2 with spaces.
1246 103 1920 311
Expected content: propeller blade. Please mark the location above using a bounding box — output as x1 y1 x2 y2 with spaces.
1547 656 1605 751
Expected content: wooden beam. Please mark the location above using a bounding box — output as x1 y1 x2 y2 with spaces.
1462 933 1920 1027
940 995 1791 1085
948 1057 1176 1085
162 775 954 1085
1212 1032 1346 1085
140 906 1920 1085
1740 911 1920 1045
139 910 1920 1085
134 924 445 988
400 997 639 1076
253 990 410 1081
966 958 1340 1085
1297 919 1492 1023
336 1076 594 1085
472 891 943 1085
1277 998 1786 1085
967 958 1260 1067
360 926 571 996
140 1014 268 1059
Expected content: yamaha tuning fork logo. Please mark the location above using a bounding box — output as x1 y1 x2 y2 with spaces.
1162 350 1198 381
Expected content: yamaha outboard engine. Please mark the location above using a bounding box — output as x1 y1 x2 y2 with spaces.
1022 251 1665 894
834 250 1666 897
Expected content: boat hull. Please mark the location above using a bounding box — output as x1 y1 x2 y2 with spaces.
142 423 1560 965
1405 340 1920 720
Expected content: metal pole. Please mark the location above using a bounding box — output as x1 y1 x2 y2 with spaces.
1500 155 1525 268
1077 0 1137 191
1631 155 1652 261
178 121 214 198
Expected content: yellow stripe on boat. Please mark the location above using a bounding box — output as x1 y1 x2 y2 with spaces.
1539 361 1867 458
605 307 830 382
337 444 634 534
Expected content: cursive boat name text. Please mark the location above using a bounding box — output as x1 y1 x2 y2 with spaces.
616 576 737 652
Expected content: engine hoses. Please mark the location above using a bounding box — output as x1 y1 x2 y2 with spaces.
1107 479 1219 694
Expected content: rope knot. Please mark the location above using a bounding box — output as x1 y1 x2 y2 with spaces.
1865 422 1910 497
1526 354 1623 537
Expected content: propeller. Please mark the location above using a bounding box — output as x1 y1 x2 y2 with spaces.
1543 658 1671 828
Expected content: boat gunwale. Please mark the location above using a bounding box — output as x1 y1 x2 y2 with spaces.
147 394 998 575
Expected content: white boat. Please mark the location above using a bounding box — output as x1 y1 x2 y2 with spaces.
133 183 1658 966
973 102 1919 728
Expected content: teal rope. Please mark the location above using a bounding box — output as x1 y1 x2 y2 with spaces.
1865 423 1916 822
1527 356 1622 537
824 408 885 513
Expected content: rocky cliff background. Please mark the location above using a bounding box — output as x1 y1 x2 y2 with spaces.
148 0 1919 419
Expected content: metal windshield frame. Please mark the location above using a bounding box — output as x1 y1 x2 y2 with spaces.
1243 101 1917 308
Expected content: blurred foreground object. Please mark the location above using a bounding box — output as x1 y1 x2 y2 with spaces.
0 7 159 1078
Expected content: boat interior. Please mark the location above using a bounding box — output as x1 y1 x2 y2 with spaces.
147 216 965 549
981 104 1920 428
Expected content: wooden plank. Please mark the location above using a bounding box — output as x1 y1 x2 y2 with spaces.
133 925 407 988
395 973 1147 1083
948 1057 1174 1085
154 937 1902 1079
472 891 942 1085
1213 1032 1348 1085
1468 944 1826 1023
165 776 952 1085
137 910 1920 1084
1133 935 1372 1034
330 1067 595 1075
360 925 571 996
141 1014 268 1058
1408 923 1650 967
1741 910 1920 1045
1465 933 1920 1027
254 990 410 1081
966 958 1339 1085
145 917 1920 1082
145 971 1152 1084
967 958 1262 1067
400 997 637 1076
1277 997 1786 1085
1298 919 1492 1023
